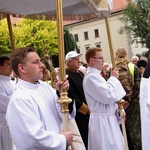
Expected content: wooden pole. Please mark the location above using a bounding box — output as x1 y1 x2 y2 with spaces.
117 100 129 150
105 17 129 150
56 0 72 149
105 17 115 68
6 14 15 51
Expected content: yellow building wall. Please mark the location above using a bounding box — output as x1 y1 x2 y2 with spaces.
66 13 147 64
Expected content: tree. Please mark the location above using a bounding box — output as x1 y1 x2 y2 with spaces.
64 27 78 55
0 18 77 61
14 18 58 58
119 0 150 51
0 19 12 55
0 18 58 57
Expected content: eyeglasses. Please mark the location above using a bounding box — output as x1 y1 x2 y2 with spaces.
92 57 103 60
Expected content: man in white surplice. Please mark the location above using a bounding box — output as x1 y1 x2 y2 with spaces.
0 55 16 150
6 47 73 150
140 61 150 150
83 47 126 150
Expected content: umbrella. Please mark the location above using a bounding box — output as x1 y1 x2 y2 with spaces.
0 0 113 59
0 0 113 19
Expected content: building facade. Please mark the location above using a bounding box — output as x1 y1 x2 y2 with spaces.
65 8 148 64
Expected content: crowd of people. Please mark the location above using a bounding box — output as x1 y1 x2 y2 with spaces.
0 46 150 150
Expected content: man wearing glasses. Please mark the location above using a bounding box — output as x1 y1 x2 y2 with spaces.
83 47 126 150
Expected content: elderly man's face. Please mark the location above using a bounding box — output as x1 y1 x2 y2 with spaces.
131 58 138 65
67 56 80 71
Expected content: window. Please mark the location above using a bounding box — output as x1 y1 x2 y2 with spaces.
74 34 79 42
95 42 101 48
94 29 99 38
84 32 89 40
77 47 80 53
85 45 90 50
96 44 101 48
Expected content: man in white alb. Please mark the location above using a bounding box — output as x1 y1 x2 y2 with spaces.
6 47 73 150
83 47 126 150
140 61 150 150
0 55 16 150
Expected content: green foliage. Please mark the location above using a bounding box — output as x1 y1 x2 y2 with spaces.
0 18 58 57
119 0 150 50
0 19 12 55
0 18 77 62
14 19 58 58
64 27 77 55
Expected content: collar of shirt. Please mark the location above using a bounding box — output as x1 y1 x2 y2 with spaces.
86 67 101 75
17 78 40 89
0 74 11 81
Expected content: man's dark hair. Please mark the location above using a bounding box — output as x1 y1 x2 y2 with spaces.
0 55 10 66
10 47 36 76
137 60 147 68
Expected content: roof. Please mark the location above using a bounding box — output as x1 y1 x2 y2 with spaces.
111 0 128 13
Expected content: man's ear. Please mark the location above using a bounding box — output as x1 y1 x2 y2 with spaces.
18 63 26 74
67 59 71 65
90 58 94 63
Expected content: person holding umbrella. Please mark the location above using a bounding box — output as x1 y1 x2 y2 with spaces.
6 47 73 150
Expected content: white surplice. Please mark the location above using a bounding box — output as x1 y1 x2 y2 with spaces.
83 67 126 150
0 75 16 150
140 77 150 150
6 78 69 150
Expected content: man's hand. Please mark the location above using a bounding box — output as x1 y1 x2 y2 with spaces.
111 68 119 79
86 107 90 115
60 130 73 147
56 75 69 92
119 109 126 122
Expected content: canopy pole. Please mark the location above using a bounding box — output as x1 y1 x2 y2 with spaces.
105 17 129 150
6 14 15 51
117 100 129 150
56 0 72 149
105 17 115 68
